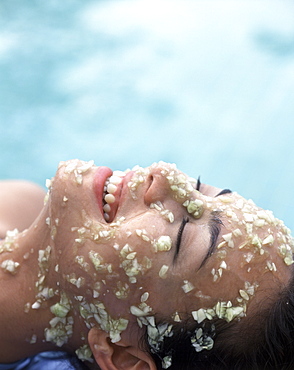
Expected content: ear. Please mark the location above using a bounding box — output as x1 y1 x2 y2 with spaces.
88 327 157 370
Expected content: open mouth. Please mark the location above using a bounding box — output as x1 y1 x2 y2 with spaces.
102 171 126 222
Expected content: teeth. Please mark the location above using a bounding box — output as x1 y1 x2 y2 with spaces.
108 176 123 185
103 204 111 213
102 173 125 222
107 183 117 194
105 194 115 204
113 170 126 177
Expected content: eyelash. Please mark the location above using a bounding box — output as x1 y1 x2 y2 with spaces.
173 176 199 258
196 177 201 191
196 178 232 197
216 189 232 196
176 217 189 255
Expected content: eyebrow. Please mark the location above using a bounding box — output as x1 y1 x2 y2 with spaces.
199 211 223 269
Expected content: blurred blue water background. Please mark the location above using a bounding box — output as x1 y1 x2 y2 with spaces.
1 0 294 229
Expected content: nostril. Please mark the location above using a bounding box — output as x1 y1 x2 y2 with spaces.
148 175 154 191
144 174 155 205
144 173 169 206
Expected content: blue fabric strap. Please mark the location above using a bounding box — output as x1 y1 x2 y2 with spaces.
0 352 76 370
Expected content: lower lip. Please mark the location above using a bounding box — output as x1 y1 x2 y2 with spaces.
93 166 113 218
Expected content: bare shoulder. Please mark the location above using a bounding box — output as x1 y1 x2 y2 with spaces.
0 180 46 238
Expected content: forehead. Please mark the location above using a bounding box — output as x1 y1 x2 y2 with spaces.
177 191 293 311
210 191 293 263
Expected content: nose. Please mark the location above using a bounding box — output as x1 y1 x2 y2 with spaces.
144 171 170 206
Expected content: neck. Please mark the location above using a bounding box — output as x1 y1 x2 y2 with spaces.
0 205 85 363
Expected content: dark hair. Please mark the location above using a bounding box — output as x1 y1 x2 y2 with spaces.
144 272 294 370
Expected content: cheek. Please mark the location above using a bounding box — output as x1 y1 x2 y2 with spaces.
56 213 173 311
116 218 173 284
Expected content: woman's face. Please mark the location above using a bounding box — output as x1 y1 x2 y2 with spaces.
47 160 293 344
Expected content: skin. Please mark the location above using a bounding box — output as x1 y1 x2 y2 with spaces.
0 180 46 239
0 160 293 369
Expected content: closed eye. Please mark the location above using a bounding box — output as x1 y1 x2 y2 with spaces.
174 217 189 260
199 211 224 268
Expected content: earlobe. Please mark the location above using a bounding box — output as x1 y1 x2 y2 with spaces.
88 328 157 370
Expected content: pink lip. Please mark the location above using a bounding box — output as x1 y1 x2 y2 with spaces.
93 167 113 219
